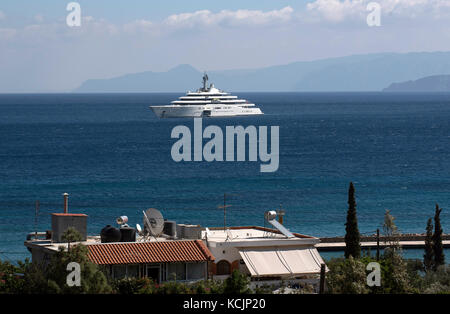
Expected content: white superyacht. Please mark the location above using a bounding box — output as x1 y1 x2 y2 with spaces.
150 74 263 118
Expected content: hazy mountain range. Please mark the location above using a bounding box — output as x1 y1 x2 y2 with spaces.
74 52 450 92
383 75 450 92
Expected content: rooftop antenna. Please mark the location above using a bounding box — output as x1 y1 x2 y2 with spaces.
277 204 285 225
218 193 232 231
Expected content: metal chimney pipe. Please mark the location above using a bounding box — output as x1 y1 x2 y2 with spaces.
63 193 69 213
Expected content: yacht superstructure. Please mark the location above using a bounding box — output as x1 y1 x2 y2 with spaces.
150 74 263 118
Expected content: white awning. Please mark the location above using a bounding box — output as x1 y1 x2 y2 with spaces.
238 246 325 277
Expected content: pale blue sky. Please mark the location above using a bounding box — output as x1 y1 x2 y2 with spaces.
0 0 310 24
1 0 450 92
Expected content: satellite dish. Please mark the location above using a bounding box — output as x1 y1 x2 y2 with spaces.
143 208 164 237
136 224 142 235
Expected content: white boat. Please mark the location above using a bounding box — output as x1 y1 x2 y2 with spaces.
150 74 263 118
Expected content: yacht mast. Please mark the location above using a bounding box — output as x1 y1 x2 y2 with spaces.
202 73 208 91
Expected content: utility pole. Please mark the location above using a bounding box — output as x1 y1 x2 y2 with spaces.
34 200 40 239
218 193 232 231
376 228 380 261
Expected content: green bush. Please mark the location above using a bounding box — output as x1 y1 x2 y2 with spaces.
223 270 251 294
0 259 27 294
423 265 450 294
112 277 154 294
326 256 369 294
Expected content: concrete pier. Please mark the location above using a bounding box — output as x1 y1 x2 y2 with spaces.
317 240 450 251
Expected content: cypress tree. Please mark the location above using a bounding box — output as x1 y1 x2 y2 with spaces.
432 204 445 270
344 182 361 259
423 218 434 272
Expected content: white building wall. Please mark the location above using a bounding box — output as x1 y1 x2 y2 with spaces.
207 244 241 263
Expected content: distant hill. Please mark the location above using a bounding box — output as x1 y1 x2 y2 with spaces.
75 64 201 93
383 75 450 92
74 51 450 92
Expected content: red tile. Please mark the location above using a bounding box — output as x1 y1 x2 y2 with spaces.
87 240 214 265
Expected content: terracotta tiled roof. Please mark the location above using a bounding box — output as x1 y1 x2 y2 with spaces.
87 240 215 265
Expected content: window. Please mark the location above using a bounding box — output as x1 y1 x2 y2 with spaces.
187 263 205 280
168 263 186 281
113 265 126 279
127 265 139 278
216 260 231 275
146 265 160 283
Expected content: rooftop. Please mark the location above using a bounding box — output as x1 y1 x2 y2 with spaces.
203 226 319 248
24 222 321 267
51 213 87 217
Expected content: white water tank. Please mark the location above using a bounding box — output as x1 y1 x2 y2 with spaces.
264 210 277 221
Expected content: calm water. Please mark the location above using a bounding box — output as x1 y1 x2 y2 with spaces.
0 92 449 262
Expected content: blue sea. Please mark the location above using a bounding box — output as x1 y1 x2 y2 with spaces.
0 92 449 262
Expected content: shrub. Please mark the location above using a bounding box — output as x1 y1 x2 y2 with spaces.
326 256 369 294
223 270 251 294
112 277 154 294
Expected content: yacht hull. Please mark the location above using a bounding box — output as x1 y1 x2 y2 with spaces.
150 105 263 118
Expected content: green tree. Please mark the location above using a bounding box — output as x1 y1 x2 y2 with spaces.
0 259 27 294
61 227 83 252
423 218 434 272
384 251 411 293
326 256 368 294
359 256 416 294
381 210 411 293
432 204 445 270
46 244 111 293
344 182 360 259
423 265 450 294
383 210 400 258
19 260 50 294
404 259 425 293
223 270 251 294
19 243 111 294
